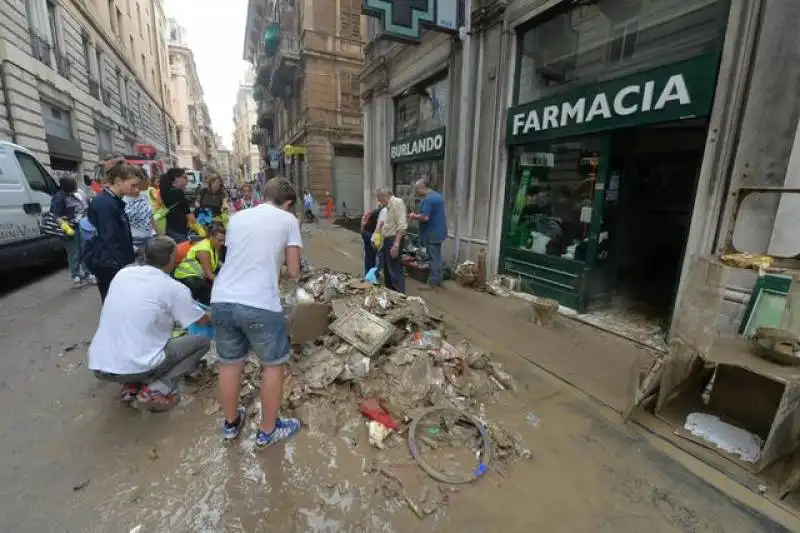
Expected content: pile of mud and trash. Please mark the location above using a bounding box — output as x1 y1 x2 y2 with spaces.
198 262 530 518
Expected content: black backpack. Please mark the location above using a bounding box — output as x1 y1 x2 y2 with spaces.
363 207 382 234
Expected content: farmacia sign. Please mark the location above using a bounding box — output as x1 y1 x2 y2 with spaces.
390 128 446 163
506 54 719 144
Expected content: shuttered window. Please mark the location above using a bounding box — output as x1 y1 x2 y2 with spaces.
340 71 360 112
339 0 361 39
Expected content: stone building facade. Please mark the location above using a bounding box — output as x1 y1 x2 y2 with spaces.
244 0 366 215
231 69 262 184
167 18 215 171
0 0 176 172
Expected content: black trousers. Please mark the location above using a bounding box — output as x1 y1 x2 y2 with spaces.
93 266 122 302
178 276 212 305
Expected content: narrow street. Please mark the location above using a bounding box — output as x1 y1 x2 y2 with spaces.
0 223 795 533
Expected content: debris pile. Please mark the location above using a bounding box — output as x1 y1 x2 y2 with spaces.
199 264 529 518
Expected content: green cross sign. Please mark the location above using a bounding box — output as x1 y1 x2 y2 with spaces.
362 0 439 43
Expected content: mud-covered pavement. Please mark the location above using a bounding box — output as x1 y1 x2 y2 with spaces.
0 226 796 533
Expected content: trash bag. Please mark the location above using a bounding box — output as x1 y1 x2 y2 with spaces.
365 266 379 284
395 351 435 407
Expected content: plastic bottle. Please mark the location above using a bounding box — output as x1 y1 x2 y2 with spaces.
59 219 75 237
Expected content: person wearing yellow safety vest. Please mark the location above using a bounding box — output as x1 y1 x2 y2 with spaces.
174 222 226 305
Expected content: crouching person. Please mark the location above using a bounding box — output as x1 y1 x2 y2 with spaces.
87 235 212 411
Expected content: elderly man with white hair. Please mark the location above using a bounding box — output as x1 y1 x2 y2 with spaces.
375 186 408 293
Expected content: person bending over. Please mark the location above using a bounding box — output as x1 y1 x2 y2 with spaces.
87 236 212 411
174 222 226 305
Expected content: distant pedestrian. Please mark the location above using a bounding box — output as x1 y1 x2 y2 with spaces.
232 183 260 211
303 190 315 221
87 236 211 411
409 178 446 290
211 177 303 448
159 168 196 243
376 187 407 294
50 175 94 288
324 191 334 219
83 163 142 301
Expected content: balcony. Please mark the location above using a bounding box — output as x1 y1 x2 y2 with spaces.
101 87 111 106
257 99 274 129
88 77 100 99
250 125 266 146
55 50 71 79
29 29 52 67
277 34 300 63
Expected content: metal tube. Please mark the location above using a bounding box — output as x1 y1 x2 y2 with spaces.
452 0 472 264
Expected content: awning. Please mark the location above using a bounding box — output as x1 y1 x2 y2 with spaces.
45 134 83 162
284 144 306 156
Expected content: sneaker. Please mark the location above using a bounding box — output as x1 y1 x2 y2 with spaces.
255 417 301 449
222 406 247 442
136 387 179 412
85 275 98 285
71 277 83 288
121 383 142 405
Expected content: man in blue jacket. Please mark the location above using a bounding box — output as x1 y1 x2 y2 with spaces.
409 177 447 290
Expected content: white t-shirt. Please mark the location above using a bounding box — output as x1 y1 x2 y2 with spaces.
211 203 303 312
88 265 204 375
377 207 388 229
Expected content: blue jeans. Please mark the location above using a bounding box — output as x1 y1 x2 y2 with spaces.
426 241 443 286
63 237 88 280
362 232 376 275
211 303 291 366
380 236 406 294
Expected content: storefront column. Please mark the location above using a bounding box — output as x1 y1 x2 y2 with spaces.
767 112 800 256
374 90 392 190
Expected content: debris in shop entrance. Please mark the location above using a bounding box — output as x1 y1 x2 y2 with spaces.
329 307 395 357
750 327 800 366
530 298 559 328
486 276 511 297
684 412 763 464
454 260 479 287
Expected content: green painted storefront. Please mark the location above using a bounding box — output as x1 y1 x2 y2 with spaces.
500 52 723 313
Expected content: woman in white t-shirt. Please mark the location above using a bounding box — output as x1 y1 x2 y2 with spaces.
124 182 157 252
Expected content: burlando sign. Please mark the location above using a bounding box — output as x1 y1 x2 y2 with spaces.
507 53 720 144
390 128 446 163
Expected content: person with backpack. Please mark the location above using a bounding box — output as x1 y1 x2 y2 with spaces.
50 175 95 288
83 163 142 301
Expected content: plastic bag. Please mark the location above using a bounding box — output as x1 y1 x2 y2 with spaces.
402 330 443 350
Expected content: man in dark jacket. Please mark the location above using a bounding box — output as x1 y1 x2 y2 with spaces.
84 163 142 301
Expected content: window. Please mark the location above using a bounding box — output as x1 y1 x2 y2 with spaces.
141 53 146 74
108 0 116 33
46 0 58 50
393 75 448 139
136 3 143 38
96 125 113 156
340 71 360 112
81 33 92 77
15 151 57 194
515 0 730 105
95 49 104 86
505 137 604 260
339 0 361 39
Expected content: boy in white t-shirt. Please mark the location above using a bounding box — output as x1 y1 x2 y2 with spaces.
211 177 303 448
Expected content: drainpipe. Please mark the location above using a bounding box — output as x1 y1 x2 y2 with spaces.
465 29 484 260
453 0 472 263
150 1 172 162
0 61 17 142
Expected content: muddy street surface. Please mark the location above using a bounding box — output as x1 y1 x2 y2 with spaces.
0 225 795 533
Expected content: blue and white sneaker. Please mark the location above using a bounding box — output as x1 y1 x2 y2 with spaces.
222 406 247 442
255 417 301 449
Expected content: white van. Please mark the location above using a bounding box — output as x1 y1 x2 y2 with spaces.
0 140 63 274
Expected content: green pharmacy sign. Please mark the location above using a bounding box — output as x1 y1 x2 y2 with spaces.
507 53 721 144
362 0 458 43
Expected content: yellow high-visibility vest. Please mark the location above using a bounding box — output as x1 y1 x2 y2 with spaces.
174 238 218 280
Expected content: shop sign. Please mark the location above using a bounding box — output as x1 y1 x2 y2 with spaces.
507 53 720 145
362 0 459 44
390 128 446 163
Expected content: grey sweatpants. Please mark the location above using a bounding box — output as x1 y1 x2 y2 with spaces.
94 335 211 394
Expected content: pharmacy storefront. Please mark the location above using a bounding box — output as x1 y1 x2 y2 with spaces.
501 0 730 322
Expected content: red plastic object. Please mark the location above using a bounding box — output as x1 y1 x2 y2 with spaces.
359 397 398 430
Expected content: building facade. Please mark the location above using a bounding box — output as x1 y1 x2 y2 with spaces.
212 133 233 181
231 69 261 184
244 0 366 215
0 0 176 173
167 18 214 170
361 0 800 336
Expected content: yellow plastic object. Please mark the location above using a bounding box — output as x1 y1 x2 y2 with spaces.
721 253 774 272
371 232 383 250
59 219 75 237
193 224 207 238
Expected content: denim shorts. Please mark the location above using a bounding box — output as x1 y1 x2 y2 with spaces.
211 303 290 366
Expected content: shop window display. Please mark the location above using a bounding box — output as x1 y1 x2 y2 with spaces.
394 160 444 233
506 137 604 262
394 76 449 139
